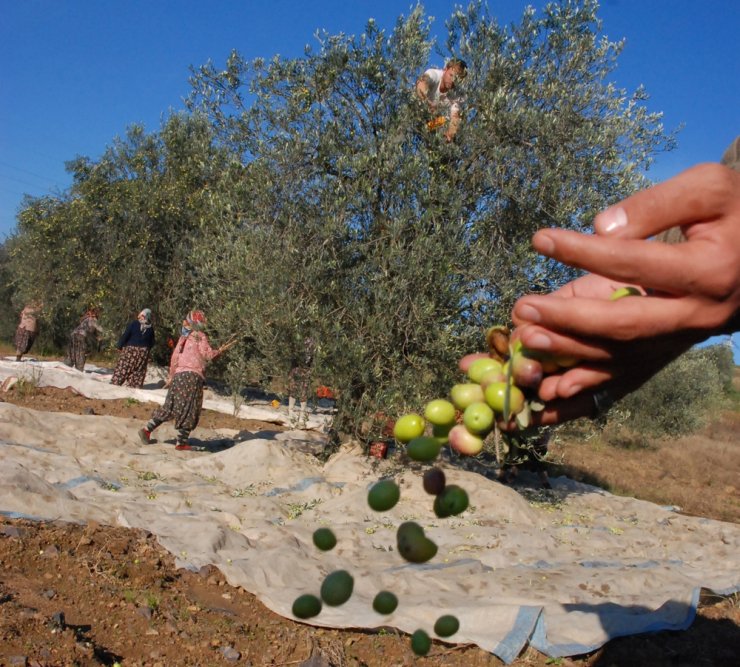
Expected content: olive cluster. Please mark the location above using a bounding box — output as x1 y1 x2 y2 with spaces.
392 324 576 460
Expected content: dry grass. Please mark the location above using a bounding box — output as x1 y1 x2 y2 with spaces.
551 410 740 523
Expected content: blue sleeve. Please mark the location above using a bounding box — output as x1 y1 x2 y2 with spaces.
117 321 135 349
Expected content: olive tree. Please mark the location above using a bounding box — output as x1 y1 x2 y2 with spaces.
6 1 676 438
5 113 239 357
186 0 674 435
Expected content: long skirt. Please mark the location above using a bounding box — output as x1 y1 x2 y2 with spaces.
147 371 204 442
14 327 37 355
64 333 88 371
110 346 150 388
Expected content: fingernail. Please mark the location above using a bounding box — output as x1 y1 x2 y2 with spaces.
527 333 551 349
516 304 541 323
533 231 555 255
596 207 628 235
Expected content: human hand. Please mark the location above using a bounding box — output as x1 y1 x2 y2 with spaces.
217 334 240 357
511 162 740 424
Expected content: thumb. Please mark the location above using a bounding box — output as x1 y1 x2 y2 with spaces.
593 163 733 240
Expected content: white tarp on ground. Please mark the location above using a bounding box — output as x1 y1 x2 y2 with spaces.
0 358 332 430
0 358 738 663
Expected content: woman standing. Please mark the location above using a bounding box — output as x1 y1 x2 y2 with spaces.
64 308 103 372
110 308 155 388
14 301 42 361
138 310 236 451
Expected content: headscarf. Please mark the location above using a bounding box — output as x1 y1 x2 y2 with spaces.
138 308 152 333
181 310 206 338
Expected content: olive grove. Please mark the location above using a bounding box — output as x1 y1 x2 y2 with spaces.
2 1 679 435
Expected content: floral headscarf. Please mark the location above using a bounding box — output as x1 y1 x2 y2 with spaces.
181 310 206 337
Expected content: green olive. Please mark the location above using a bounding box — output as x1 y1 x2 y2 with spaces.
312 527 337 551
396 521 437 563
433 484 469 518
372 590 399 615
410 629 431 656
367 479 400 512
434 614 460 637
320 570 354 606
406 436 442 462
292 594 322 619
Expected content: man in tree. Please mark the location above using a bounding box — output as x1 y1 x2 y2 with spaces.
415 58 467 142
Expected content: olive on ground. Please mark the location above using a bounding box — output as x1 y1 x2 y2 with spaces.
292 594 322 619
372 591 399 615
367 479 400 512
312 527 337 551
320 570 354 606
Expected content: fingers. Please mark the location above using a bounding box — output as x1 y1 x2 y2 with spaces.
532 227 725 297
535 365 615 401
514 323 615 362
513 291 724 342
527 345 683 426
527 394 599 426
593 163 740 240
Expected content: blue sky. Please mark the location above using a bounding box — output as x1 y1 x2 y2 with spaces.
1 0 738 356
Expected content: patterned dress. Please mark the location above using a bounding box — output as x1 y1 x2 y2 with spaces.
64 315 103 371
149 371 204 439
144 331 219 446
110 347 151 387
14 305 40 357
110 319 155 388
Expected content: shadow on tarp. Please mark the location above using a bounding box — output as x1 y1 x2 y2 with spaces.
434 447 683 511
590 617 740 666
558 592 740 666
531 597 696 659
156 429 284 453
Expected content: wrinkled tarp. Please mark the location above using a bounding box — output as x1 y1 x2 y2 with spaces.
0 358 738 663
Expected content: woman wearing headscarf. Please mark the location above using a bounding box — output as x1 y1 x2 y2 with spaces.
14 301 42 361
64 308 104 372
138 310 236 451
110 308 156 388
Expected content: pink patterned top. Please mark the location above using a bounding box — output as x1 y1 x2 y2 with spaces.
169 332 219 380
19 305 40 333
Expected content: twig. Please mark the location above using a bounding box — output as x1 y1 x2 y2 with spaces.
218 333 241 355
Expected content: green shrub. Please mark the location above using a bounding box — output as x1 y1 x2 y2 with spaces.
619 347 727 438
698 342 734 391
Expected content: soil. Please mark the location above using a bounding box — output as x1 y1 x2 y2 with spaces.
1 384 739 666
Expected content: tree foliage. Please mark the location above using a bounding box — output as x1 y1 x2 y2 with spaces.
4 113 238 358
3 1 678 436
618 346 729 438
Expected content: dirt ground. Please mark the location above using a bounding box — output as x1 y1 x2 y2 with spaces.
1 383 739 666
